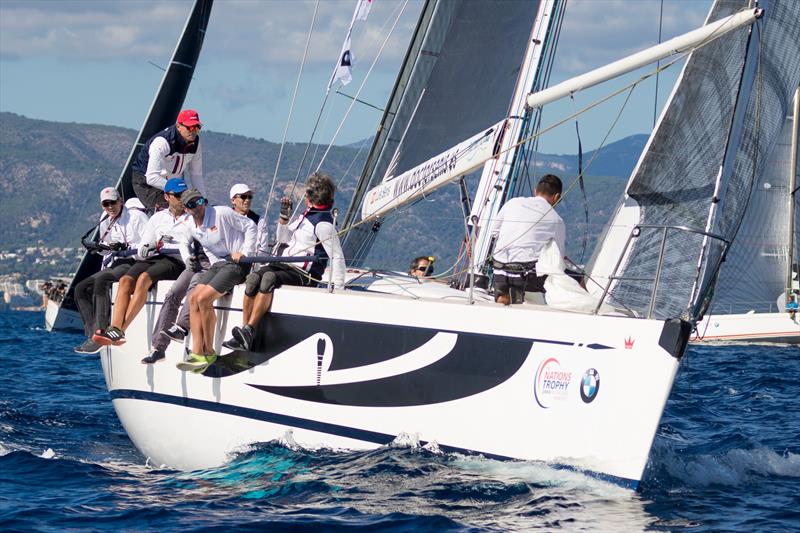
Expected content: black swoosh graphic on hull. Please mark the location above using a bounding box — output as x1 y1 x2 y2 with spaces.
248 332 534 407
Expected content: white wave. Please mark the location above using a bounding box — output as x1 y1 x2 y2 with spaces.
0 442 8 456
665 447 800 486
40 448 55 459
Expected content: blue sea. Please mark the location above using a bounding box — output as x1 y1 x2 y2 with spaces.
1 311 798 531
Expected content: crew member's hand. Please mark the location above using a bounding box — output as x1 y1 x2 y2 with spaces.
279 197 293 223
231 252 244 263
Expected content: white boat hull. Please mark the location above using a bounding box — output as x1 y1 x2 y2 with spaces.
101 280 689 488
692 311 800 344
45 299 83 332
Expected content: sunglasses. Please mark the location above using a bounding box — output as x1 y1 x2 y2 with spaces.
237 194 253 200
168 191 183 199
415 265 433 274
180 123 202 132
101 200 119 207
184 197 207 209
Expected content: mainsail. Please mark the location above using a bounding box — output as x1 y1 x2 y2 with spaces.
60 0 213 316
588 0 800 320
710 98 799 313
341 0 545 267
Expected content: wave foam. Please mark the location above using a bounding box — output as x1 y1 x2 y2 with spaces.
658 447 800 486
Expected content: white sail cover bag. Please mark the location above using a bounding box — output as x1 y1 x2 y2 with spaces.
538 239 615 314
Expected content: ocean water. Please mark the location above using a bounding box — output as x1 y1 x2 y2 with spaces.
1 311 798 531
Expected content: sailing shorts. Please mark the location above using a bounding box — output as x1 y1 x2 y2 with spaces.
124 256 184 284
245 263 316 296
196 260 250 294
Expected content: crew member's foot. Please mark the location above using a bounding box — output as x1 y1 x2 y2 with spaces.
74 338 103 354
165 324 188 342
232 325 254 351
92 326 126 346
176 352 217 372
141 348 166 364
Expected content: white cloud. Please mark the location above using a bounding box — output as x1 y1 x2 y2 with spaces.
0 0 420 68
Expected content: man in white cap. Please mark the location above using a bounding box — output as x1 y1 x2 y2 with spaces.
130 109 206 212
229 183 269 256
73 186 149 354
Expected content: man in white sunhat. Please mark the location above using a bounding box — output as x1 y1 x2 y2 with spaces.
131 109 206 212
73 186 149 354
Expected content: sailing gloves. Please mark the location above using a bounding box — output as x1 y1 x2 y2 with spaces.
279 197 293 222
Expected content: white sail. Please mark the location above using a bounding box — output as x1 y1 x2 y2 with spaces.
360 119 510 220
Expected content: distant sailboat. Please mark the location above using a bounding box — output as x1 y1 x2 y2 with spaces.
99 0 800 489
46 0 213 332
692 87 799 344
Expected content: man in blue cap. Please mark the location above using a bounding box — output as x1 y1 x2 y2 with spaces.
94 178 192 346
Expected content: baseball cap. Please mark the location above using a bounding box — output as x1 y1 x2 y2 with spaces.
229 183 252 199
100 187 120 202
181 188 204 206
177 109 202 127
164 178 188 194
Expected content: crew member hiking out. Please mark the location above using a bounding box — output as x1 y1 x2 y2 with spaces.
131 109 205 212
93 179 191 346
222 172 346 353
74 187 148 354
176 189 257 372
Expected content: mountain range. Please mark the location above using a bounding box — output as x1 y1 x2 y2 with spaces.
0 111 646 272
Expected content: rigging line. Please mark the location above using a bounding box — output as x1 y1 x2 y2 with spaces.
337 141 369 189
570 94 589 264
335 90 386 112
653 0 664 128
288 90 332 201
314 0 410 174
307 95 337 176
264 0 320 221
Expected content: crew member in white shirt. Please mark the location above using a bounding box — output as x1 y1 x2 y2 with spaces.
490 174 566 305
93 178 191 346
73 186 148 354
222 172 346 353
177 188 257 371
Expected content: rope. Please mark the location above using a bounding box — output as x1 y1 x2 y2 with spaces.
264 0 320 221
314 0 409 173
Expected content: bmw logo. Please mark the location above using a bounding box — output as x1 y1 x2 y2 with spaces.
580 368 600 403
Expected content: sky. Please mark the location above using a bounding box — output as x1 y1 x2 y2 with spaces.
0 0 712 154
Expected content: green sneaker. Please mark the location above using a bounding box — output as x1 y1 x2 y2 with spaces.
176 352 217 372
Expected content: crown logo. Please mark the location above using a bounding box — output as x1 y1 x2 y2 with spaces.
624 337 634 349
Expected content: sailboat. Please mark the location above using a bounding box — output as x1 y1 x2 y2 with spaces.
98 0 800 489
691 87 799 343
45 0 213 332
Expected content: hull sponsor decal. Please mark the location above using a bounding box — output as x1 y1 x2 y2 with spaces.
580 368 600 403
534 357 573 408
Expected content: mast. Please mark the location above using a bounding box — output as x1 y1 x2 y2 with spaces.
61 0 213 314
788 86 799 301
469 0 561 275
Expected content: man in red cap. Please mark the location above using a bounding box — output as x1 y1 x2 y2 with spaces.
131 109 206 212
